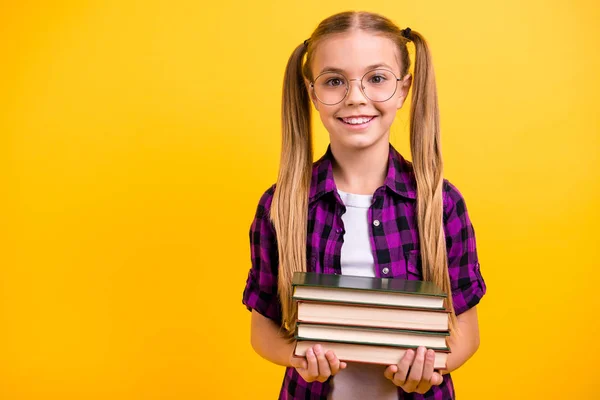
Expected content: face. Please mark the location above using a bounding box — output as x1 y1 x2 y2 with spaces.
307 30 412 151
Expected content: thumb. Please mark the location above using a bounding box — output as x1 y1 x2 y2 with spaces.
431 372 443 386
383 365 397 381
290 356 308 370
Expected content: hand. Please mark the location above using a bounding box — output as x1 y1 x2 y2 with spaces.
384 347 443 394
290 344 347 383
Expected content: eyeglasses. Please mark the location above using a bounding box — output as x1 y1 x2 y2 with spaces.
309 69 403 106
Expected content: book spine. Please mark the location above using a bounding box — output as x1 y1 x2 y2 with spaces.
296 300 451 313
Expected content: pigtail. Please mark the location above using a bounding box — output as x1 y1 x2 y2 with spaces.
408 31 458 334
270 42 313 338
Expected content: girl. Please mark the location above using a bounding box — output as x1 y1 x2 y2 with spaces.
242 10 486 400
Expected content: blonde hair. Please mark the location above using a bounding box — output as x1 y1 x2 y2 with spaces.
270 11 457 338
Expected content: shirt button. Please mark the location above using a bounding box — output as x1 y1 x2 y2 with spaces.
382 267 390 274
336 228 343 234
373 220 380 227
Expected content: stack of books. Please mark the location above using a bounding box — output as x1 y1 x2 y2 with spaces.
292 272 450 369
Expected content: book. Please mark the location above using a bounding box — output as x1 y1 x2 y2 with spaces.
297 301 449 331
295 322 449 350
295 340 448 368
292 272 446 310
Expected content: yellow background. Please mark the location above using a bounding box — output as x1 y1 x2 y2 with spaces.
2 0 598 399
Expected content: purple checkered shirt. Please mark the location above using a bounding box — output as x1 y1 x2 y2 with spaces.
242 143 486 400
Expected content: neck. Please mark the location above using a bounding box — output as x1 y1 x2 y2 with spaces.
330 139 390 195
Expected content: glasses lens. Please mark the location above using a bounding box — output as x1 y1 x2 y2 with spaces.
362 69 398 102
313 72 347 105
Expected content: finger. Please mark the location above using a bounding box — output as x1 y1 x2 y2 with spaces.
384 364 398 381
416 349 436 393
314 344 331 382
404 347 426 392
306 347 319 381
392 349 415 386
340 361 347 369
290 356 308 371
325 351 341 375
431 371 443 386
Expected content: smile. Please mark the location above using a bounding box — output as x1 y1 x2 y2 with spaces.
339 116 375 125
337 116 377 130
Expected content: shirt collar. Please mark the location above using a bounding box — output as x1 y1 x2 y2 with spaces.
308 143 417 204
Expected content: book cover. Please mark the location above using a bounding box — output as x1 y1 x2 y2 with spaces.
292 272 446 298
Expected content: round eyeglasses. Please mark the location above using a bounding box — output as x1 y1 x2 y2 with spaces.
310 69 402 106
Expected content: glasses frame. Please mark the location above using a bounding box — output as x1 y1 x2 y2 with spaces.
309 68 403 106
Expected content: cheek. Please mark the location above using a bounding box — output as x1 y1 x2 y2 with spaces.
375 105 393 120
316 113 334 134
318 111 329 125
376 106 399 129
317 108 337 125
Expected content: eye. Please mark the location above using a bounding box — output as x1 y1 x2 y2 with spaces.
369 74 387 84
326 78 345 87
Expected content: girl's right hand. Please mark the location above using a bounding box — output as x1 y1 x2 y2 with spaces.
290 344 347 383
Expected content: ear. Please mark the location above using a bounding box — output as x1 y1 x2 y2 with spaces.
395 73 413 110
304 78 319 111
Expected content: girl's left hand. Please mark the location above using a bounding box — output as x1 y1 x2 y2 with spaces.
383 346 444 394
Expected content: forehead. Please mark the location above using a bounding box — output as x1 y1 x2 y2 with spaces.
311 30 400 76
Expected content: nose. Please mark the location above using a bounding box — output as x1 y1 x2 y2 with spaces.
344 78 368 106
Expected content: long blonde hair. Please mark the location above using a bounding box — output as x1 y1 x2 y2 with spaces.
270 11 457 338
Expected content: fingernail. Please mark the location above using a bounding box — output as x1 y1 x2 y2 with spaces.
418 347 425 356
427 350 435 360
407 349 415 358
307 348 314 357
314 345 322 355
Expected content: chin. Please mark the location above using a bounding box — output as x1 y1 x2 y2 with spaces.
333 132 388 151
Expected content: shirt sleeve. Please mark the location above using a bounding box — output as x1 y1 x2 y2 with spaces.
241 185 283 324
443 181 487 316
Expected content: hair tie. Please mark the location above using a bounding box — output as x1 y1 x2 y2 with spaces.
402 27 412 41
304 39 309 47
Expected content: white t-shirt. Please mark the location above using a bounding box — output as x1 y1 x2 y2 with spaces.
338 189 377 278
328 189 398 400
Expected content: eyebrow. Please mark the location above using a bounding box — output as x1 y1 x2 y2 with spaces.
318 63 396 75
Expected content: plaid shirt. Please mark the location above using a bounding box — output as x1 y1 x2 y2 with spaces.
242 143 486 400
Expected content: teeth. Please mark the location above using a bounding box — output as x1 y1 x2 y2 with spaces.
342 117 373 125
